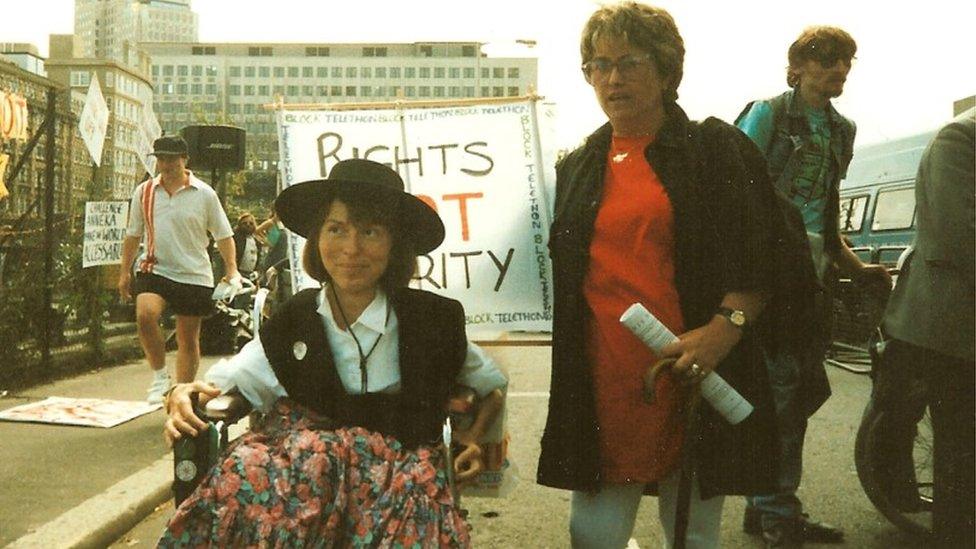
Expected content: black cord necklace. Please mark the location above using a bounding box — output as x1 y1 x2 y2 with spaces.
330 285 391 394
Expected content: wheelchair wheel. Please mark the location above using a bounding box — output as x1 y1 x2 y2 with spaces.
854 397 934 538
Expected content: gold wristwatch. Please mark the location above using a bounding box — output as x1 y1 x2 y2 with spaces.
716 307 747 329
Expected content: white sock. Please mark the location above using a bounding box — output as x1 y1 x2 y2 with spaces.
153 369 170 380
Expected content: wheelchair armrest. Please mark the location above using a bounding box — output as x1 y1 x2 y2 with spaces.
202 393 252 423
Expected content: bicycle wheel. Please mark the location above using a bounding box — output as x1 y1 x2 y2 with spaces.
855 397 933 538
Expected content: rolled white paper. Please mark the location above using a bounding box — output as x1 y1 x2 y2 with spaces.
620 303 754 425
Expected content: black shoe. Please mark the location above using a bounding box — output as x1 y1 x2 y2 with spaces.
761 521 802 548
795 514 844 544
743 506 762 536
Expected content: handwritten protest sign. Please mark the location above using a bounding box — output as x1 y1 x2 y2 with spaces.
83 201 129 268
277 99 555 332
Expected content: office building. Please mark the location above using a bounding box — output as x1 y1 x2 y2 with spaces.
141 41 538 172
75 0 198 68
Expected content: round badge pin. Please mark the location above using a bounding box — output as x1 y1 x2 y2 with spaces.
293 341 308 360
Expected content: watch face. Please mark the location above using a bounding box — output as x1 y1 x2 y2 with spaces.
730 310 746 326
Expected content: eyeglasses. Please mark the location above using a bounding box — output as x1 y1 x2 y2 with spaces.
581 53 655 84
805 47 856 69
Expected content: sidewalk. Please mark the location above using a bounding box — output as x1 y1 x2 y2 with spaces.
0 353 227 548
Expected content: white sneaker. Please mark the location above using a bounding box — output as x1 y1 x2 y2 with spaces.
147 374 171 405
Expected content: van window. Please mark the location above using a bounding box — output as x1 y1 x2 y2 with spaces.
872 187 916 231
839 194 870 233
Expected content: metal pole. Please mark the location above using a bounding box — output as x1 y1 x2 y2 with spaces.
41 88 58 371
89 162 104 361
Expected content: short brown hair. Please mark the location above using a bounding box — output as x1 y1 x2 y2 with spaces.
787 26 857 87
580 2 685 103
301 189 417 292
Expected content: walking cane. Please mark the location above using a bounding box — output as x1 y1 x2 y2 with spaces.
644 358 702 549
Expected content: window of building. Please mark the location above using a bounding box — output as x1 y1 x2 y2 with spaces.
331 85 342 96
375 67 387 78
346 67 357 78
306 46 330 56
508 86 519 96
481 67 490 78
191 65 202 76
288 67 299 78
872 188 916 231
362 47 375 57
389 67 400 78
302 85 314 96
273 66 284 78
462 45 476 57
362 67 372 78
508 67 520 79
376 47 387 57
448 67 460 78
463 67 475 79
177 83 188 94
191 83 202 94
493 67 504 78
361 86 372 97
287 85 298 96
840 195 870 233
177 65 188 76
229 66 241 77
404 86 416 97
244 85 255 95
190 45 216 55
419 67 431 78
206 65 218 77
258 85 269 95
162 65 174 77
317 67 328 78
419 86 430 97
162 82 174 94
405 67 416 78
480 86 489 97
433 87 445 97
434 67 445 78
273 85 284 95
420 45 433 57
303 66 314 77
493 86 504 97
248 46 272 56
244 104 256 114
70 71 91 87
331 67 342 78
205 83 217 95
345 86 356 96
449 86 461 97
244 66 255 77
259 66 270 77
464 86 475 97
229 85 241 95
317 85 328 96
152 65 159 77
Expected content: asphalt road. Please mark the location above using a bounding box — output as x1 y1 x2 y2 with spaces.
109 343 928 548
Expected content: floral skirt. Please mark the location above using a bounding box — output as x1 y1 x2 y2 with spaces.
158 399 470 548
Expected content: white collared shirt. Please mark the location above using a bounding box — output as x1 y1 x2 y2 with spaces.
125 170 234 287
206 287 508 412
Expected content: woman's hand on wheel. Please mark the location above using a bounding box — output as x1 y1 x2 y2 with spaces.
660 316 742 385
452 436 485 485
163 381 221 446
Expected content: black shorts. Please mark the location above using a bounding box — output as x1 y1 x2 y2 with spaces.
133 272 214 317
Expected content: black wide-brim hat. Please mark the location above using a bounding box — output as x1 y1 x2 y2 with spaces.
275 159 445 254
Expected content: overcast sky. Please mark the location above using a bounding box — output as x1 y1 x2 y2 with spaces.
8 0 973 148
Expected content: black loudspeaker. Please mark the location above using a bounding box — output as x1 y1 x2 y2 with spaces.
181 125 246 171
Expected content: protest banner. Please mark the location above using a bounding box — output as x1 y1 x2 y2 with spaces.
276 97 555 333
135 104 162 176
78 74 109 166
82 200 129 268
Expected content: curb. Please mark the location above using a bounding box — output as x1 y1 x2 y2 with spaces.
8 456 172 549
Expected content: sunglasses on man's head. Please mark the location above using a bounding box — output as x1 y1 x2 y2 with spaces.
581 53 655 84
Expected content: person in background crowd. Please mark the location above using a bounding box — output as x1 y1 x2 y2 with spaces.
735 26 891 546
118 135 241 404
538 3 781 547
877 108 975 548
232 211 261 280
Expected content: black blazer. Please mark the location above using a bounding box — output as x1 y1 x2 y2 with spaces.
259 286 467 448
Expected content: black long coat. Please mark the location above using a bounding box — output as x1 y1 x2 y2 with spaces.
537 106 780 498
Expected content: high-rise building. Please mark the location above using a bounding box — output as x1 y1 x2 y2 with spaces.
141 41 538 172
74 0 198 67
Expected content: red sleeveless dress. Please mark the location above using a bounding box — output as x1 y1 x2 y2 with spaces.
583 134 688 483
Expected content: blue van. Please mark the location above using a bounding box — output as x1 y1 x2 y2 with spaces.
838 129 937 268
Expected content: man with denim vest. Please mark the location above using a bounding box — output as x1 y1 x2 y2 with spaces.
736 26 891 547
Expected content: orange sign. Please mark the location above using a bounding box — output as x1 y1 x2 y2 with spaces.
0 92 30 141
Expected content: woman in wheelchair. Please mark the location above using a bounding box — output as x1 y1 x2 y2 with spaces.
160 159 507 547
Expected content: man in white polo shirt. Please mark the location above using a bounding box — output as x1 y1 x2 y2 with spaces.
119 136 241 404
